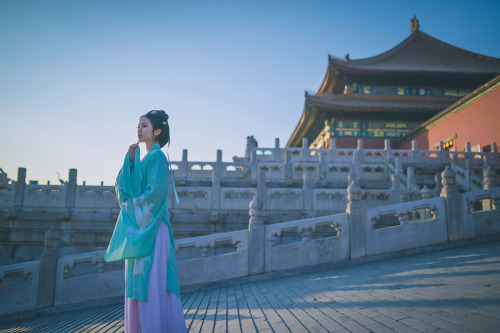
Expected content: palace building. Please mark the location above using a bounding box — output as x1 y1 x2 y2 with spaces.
395 74 500 152
286 16 500 149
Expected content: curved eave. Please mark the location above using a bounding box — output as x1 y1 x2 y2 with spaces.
326 65 500 77
317 60 341 95
306 95 454 113
286 101 319 148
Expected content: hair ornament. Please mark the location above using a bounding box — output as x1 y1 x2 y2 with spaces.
149 109 166 116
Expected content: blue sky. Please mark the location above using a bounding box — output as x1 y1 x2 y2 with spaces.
1 0 499 185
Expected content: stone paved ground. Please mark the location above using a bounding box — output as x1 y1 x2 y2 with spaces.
1 241 500 332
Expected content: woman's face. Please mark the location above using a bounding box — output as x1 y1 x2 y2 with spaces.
137 117 154 143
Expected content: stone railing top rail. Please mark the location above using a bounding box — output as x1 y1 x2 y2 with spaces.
461 187 500 201
174 229 248 252
265 213 349 237
0 260 40 279
25 184 66 192
56 250 106 267
365 197 444 217
77 185 115 191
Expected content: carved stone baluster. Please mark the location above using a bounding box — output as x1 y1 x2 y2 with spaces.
200 245 210 258
301 226 312 242
398 211 409 225
95 257 105 273
483 167 496 190
421 186 432 199
63 263 70 279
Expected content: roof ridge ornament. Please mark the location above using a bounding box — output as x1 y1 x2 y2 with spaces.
411 15 419 34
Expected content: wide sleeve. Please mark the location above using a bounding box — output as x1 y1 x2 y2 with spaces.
105 149 169 262
115 148 141 206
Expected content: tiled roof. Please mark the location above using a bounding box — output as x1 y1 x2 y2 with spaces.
329 31 500 75
306 93 454 113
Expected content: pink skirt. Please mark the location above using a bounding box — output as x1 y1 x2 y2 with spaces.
124 223 187 332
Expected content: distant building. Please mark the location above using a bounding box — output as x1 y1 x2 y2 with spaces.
395 74 500 152
286 16 500 149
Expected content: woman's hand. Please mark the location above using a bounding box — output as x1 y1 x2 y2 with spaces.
129 143 139 162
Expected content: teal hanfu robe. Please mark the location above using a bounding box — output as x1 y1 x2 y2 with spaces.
105 144 180 301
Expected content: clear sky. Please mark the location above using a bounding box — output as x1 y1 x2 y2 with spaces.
1 0 499 185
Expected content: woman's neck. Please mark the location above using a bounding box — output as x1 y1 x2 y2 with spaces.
145 140 157 152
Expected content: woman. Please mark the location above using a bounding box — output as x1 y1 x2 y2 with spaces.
105 110 186 332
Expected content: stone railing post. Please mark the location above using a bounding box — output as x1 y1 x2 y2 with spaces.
248 195 265 275
357 139 364 163
491 142 498 166
352 150 361 183
421 186 432 199
438 141 446 164
257 172 267 209
245 135 258 160
465 141 472 165
319 150 328 185
37 226 61 309
384 139 392 164
301 138 310 162
482 167 497 211
395 157 403 174
483 167 496 190
407 166 415 191
250 149 258 184
411 140 418 164
65 169 77 209
180 149 188 180
391 173 401 204
440 166 463 241
482 154 489 172
435 172 442 196
273 138 282 162
14 167 26 208
329 138 337 161
347 181 365 258
303 170 314 218
211 150 222 230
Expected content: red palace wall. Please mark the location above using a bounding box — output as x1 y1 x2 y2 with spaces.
398 85 500 152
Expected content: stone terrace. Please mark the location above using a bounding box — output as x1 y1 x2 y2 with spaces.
1 241 499 333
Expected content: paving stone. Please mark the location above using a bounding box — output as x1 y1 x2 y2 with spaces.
1 241 499 332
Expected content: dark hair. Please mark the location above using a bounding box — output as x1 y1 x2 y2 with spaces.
141 110 170 148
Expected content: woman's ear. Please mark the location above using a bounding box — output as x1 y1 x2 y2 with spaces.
154 128 162 137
